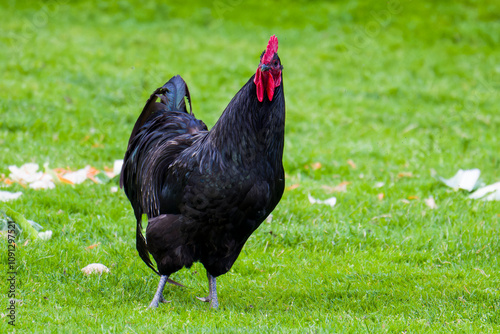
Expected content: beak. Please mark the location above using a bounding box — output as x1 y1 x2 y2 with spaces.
260 64 270 71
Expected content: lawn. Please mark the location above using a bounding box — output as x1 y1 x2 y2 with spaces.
1 0 499 332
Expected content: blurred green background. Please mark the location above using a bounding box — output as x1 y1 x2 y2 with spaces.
2 0 498 178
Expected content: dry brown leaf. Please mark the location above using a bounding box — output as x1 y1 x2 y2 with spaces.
57 175 74 185
347 159 357 169
408 196 419 200
87 243 101 250
398 172 413 178
377 193 384 201
304 162 322 170
86 167 101 183
54 167 70 174
286 184 300 191
322 181 350 193
310 162 322 170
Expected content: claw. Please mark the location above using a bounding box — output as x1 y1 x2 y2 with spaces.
196 296 210 303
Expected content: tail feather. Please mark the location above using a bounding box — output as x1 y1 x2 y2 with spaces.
122 75 193 180
121 75 201 287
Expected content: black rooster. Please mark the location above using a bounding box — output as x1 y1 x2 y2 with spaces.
120 35 285 309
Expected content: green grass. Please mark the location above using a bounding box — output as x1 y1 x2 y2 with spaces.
1 0 499 332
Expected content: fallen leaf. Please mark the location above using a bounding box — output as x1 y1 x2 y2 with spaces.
469 182 500 201
57 175 74 185
81 263 110 275
0 191 22 202
3 207 39 240
311 162 322 170
286 184 300 191
322 181 350 193
63 166 91 184
401 199 410 204
113 160 124 176
87 243 101 249
29 174 55 189
440 169 480 191
86 167 101 183
347 159 357 169
398 172 413 178
308 194 337 207
425 196 437 209
377 193 384 201
9 163 43 184
8 163 55 189
304 162 322 170
38 230 53 241
408 196 419 200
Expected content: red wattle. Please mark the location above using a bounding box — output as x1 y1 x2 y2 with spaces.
266 72 275 101
254 69 264 102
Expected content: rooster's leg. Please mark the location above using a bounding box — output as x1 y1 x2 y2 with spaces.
148 275 168 308
208 272 219 309
196 271 219 309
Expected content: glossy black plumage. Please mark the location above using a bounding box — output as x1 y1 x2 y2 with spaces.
121 54 285 303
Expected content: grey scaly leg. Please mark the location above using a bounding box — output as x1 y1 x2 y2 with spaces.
208 272 218 309
196 271 219 309
148 275 168 308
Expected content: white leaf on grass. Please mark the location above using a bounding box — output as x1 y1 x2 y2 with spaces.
9 163 44 184
469 182 500 201
0 191 22 202
29 174 55 189
63 166 91 184
81 263 110 275
439 169 480 191
308 194 337 207
9 163 55 189
38 230 53 240
113 160 123 176
425 196 437 209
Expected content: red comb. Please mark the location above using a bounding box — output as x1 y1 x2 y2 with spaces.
262 35 278 64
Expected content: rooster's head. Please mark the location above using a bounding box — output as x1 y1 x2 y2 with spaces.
254 35 283 102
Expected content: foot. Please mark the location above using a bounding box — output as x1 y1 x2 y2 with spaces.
148 275 169 309
196 272 219 309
